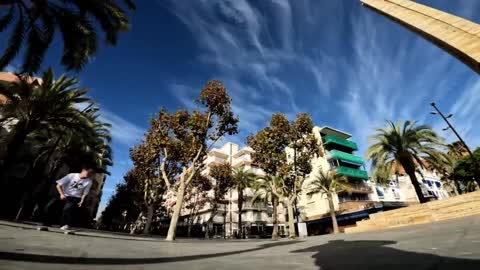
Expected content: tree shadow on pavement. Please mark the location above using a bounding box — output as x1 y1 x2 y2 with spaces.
0 240 301 265
291 240 480 270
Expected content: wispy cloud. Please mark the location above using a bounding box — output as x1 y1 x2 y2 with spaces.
339 0 480 156
99 109 144 147
162 0 338 142
162 0 480 153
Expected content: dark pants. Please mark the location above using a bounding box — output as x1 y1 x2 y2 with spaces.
44 196 80 226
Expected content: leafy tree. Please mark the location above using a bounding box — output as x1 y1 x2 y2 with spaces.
0 69 96 179
447 141 470 160
366 121 447 203
138 80 238 241
451 148 480 189
232 166 257 238
307 168 351 234
183 170 211 238
0 70 112 221
0 0 135 73
129 137 168 235
100 177 143 232
248 113 316 239
207 162 234 238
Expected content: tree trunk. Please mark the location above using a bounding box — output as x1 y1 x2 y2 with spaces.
223 203 227 239
130 212 143 234
271 196 279 240
0 127 29 181
237 187 243 239
143 204 154 235
187 222 192 238
166 182 186 241
327 193 339 234
454 180 462 195
400 158 428 203
286 199 296 238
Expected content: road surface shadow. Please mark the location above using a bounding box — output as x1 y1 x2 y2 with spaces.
0 240 301 265
291 240 480 270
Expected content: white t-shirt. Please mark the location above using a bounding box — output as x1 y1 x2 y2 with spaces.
56 173 92 198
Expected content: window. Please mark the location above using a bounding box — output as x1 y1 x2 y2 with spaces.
376 187 384 198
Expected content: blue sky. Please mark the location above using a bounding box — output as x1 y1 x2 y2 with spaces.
5 0 480 216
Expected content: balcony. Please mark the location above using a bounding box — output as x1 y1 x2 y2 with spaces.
232 156 252 168
328 150 364 166
338 201 376 213
323 135 358 151
205 156 227 166
336 166 369 180
342 182 373 194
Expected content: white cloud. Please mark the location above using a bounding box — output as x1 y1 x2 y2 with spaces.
163 0 480 154
99 109 144 147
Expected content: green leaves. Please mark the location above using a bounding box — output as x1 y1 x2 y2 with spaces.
367 120 449 201
0 68 112 175
21 22 55 73
0 11 24 70
0 0 134 73
309 168 351 195
0 7 14 32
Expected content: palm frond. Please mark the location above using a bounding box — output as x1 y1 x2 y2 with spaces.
0 10 25 70
0 6 14 32
21 20 55 73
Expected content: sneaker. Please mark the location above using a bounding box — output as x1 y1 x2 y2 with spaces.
36 226 48 231
60 225 70 230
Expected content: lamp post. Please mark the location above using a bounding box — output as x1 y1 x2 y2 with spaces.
430 102 473 156
430 102 480 189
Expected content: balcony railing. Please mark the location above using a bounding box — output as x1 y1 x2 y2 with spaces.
336 166 369 180
323 135 358 150
328 150 364 165
338 200 376 213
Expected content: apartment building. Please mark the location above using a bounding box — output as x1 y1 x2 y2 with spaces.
298 126 380 234
178 142 286 238
179 128 453 237
299 126 451 235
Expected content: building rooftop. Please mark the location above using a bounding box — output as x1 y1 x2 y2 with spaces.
319 126 352 139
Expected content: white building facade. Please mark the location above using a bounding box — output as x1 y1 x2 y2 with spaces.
178 142 286 238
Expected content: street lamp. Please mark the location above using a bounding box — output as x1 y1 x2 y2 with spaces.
430 102 473 156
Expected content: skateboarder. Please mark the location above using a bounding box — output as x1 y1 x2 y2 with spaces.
42 166 94 230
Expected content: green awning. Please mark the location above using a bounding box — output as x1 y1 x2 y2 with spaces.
336 166 369 180
329 150 364 165
323 135 358 150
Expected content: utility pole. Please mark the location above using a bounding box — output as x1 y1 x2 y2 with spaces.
430 102 479 188
430 102 473 156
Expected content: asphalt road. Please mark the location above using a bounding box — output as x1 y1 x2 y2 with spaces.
1 215 480 270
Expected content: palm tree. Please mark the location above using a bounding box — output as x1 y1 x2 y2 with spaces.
252 174 281 240
0 0 135 73
0 68 94 178
307 168 351 234
366 121 447 204
232 166 257 238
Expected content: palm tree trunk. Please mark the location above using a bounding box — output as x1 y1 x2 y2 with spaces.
237 187 243 239
327 193 339 234
0 127 29 180
286 199 296 238
166 181 186 241
143 204 154 235
401 158 428 203
271 196 279 240
454 179 462 195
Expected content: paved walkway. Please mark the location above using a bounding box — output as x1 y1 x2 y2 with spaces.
1 215 480 270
